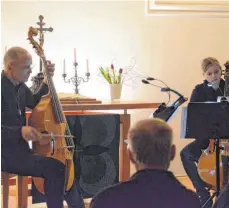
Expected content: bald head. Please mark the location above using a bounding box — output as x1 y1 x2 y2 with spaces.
4 47 31 68
127 118 175 170
3 47 32 84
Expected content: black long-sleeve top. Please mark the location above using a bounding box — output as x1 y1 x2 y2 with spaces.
189 78 225 150
1 71 49 155
190 79 225 102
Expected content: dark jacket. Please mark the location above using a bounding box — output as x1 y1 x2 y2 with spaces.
1 72 48 156
190 79 225 102
90 169 201 208
189 78 225 150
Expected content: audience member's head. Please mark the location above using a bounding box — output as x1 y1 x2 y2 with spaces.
127 118 175 171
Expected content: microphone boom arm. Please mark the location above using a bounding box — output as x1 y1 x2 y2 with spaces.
161 87 183 97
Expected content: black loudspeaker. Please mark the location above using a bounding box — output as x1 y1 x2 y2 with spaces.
67 114 120 198
32 114 120 203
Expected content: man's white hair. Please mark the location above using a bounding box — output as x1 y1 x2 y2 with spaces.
3 47 30 67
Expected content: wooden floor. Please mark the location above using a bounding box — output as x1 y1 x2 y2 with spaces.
2 176 195 208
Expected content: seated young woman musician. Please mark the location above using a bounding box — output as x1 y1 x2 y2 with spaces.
180 57 226 208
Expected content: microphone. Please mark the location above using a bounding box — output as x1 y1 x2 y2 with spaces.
207 81 228 103
142 79 150 84
142 78 171 105
146 77 168 88
207 81 220 90
207 81 224 96
146 77 155 81
142 78 184 98
141 79 165 89
161 87 184 97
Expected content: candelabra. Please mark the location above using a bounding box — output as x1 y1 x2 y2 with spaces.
62 62 90 94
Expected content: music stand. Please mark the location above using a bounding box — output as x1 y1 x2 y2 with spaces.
181 102 229 208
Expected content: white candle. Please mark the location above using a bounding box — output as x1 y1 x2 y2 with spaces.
86 59 89 73
63 59 66 74
74 48 76 63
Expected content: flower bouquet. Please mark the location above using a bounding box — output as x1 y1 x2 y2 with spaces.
99 64 123 84
99 64 123 99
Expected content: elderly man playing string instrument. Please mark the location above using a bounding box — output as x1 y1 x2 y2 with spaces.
1 47 84 208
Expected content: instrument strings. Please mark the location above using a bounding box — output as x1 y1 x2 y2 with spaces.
43 57 74 150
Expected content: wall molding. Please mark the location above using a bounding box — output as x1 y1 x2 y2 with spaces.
146 0 229 18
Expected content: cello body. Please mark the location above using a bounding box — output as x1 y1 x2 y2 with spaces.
197 139 229 190
27 27 75 194
29 96 75 194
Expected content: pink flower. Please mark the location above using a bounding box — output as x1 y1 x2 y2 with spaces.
111 64 114 70
119 68 123 74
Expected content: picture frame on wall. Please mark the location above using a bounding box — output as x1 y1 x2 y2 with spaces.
146 0 229 17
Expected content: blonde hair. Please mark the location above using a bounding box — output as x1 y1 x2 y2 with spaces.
128 118 173 167
201 57 221 73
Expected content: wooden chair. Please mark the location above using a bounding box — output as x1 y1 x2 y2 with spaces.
1 172 29 208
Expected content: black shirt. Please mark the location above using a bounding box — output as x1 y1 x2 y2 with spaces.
1 72 48 155
190 79 225 102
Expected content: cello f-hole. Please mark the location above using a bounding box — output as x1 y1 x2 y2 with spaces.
51 139 55 155
50 132 55 155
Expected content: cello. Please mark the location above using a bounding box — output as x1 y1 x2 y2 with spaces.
197 61 229 190
27 27 75 194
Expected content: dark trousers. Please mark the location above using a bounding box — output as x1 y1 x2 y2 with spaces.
222 156 229 186
65 179 85 208
2 151 84 208
180 141 208 194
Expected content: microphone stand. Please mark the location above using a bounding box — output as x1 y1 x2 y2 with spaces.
142 78 187 122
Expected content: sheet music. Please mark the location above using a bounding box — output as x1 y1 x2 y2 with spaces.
180 102 229 140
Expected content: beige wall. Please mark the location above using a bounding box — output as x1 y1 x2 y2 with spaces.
1 1 229 176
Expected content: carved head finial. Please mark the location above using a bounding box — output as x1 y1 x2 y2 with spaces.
39 15 44 21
